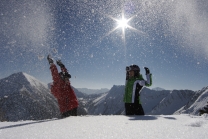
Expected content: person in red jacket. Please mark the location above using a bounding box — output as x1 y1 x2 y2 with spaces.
47 55 79 118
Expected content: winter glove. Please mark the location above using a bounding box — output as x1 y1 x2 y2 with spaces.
64 72 71 79
144 67 150 75
47 55 53 64
56 60 65 68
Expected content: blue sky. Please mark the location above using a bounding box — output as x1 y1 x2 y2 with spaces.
0 0 208 90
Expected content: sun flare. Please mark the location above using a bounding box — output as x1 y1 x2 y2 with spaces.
117 17 129 29
114 13 132 36
95 12 145 46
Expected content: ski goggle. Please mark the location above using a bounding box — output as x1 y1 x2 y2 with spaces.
126 66 136 71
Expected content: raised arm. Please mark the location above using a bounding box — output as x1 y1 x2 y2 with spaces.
50 64 60 82
144 67 152 87
47 55 60 82
145 73 152 87
134 67 152 87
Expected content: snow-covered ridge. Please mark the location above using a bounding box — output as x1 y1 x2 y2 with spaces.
150 90 195 115
175 87 208 115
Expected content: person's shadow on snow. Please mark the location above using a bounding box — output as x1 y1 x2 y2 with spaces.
0 118 59 130
128 115 177 120
128 115 158 120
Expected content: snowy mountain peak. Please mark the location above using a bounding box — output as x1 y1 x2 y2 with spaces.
0 72 52 101
0 72 60 121
17 72 46 87
0 72 47 91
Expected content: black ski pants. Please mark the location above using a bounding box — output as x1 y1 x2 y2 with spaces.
61 107 78 118
125 103 144 115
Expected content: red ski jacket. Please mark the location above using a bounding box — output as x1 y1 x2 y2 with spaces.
50 64 78 113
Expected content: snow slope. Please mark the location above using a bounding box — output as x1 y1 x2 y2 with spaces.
0 114 208 139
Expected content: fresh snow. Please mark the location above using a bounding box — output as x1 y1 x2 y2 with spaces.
0 114 208 139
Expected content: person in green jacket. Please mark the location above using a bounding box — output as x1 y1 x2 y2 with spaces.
124 65 152 115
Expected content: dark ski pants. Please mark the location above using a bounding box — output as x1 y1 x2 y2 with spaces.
61 107 78 118
125 103 144 115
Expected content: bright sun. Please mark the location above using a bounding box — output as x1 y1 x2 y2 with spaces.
115 14 131 34
93 12 145 57
117 17 129 29
101 12 144 43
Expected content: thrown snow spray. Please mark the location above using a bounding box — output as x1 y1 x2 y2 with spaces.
1 0 208 67
50 48 62 61
134 0 208 56
0 0 55 62
97 0 208 60
125 0 208 61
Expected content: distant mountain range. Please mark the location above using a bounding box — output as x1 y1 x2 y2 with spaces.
76 88 109 95
0 72 208 121
151 87 165 91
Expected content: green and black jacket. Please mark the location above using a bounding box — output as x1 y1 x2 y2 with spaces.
124 73 152 104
